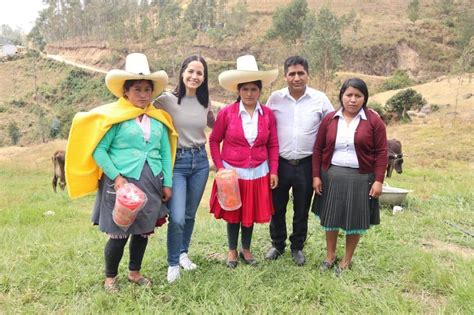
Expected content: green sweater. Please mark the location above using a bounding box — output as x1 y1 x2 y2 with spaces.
93 117 172 187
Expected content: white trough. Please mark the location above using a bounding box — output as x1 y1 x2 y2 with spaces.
379 184 412 206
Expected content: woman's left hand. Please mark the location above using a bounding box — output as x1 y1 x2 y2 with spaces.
270 174 278 189
162 187 172 202
369 181 383 198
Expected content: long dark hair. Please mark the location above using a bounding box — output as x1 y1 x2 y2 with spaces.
339 77 369 109
236 80 262 102
173 55 209 108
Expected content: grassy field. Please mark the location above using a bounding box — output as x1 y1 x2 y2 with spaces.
0 106 473 313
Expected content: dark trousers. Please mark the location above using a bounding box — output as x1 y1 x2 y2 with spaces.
270 156 314 251
104 235 148 278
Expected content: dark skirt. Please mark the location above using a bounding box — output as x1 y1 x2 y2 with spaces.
312 165 380 233
92 163 168 236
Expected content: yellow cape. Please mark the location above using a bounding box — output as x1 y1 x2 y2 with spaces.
65 97 178 199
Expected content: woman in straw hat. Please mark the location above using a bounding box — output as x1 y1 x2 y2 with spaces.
209 55 279 268
65 53 178 292
154 55 215 283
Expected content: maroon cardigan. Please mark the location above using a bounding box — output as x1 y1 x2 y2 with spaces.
312 108 388 182
209 102 279 174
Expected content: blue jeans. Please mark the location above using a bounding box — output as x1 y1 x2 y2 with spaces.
167 145 209 266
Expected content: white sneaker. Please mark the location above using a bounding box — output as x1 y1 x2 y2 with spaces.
167 266 180 283
179 253 197 270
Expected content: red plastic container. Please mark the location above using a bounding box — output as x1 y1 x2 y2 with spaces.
112 183 148 231
215 169 241 211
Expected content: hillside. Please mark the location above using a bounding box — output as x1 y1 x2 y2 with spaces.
1 0 472 146
41 0 470 82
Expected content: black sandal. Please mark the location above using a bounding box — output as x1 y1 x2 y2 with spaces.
319 258 337 271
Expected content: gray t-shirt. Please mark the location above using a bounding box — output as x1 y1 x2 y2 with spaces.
154 92 211 148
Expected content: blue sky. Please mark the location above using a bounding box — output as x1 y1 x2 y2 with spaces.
0 0 47 33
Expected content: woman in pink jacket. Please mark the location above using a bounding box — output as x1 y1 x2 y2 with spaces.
209 55 279 268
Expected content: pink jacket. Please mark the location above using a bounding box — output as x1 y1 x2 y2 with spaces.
209 102 279 175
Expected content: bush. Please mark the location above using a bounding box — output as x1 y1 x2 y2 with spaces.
430 104 441 112
8 122 20 145
386 88 426 121
9 99 27 108
368 101 386 119
382 70 414 91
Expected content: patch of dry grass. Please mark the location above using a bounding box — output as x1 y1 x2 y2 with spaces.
371 74 474 118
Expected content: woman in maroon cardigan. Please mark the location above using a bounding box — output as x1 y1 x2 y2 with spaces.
209 55 279 268
312 78 387 275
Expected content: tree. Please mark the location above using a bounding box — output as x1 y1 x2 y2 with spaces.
407 0 420 24
303 7 342 92
27 25 46 51
386 88 426 121
156 0 182 38
382 70 414 91
266 0 308 43
8 122 20 145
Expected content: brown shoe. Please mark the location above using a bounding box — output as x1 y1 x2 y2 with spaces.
128 276 152 288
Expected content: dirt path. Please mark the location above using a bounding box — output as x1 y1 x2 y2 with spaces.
45 54 108 74
44 53 224 110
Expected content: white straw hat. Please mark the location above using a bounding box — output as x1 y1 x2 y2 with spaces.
218 55 278 92
105 53 168 98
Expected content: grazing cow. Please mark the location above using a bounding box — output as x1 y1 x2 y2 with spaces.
386 139 403 178
52 150 66 192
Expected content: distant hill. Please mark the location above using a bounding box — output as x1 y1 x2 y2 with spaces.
36 0 471 82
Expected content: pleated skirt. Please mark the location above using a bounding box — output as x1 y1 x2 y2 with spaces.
210 162 274 228
312 165 380 233
92 163 168 237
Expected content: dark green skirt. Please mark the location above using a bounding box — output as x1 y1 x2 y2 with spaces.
312 165 380 233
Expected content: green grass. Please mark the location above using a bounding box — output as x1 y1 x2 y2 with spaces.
0 136 473 313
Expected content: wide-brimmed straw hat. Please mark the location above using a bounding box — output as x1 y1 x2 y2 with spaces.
218 55 278 92
105 53 168 98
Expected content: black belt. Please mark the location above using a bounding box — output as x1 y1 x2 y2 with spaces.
279 155 312 166
177 145 206 154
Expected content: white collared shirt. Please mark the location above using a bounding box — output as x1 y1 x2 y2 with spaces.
135 114 151 142
331 108 367 168
267 86 334 160
239 101 263 146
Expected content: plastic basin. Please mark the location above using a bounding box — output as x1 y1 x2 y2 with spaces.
379 185 411 205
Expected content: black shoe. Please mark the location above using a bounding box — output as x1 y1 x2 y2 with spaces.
335 262 351 277
319 258 337 271
239 251 258 266
291 250 305 266
226 259 238 268
265 247 283 260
